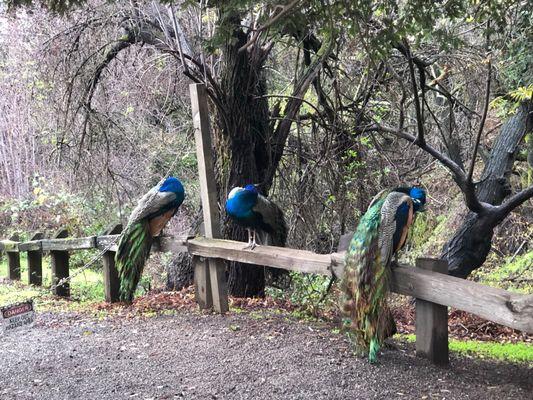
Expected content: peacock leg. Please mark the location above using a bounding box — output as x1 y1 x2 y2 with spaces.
250 229 257 250
243 228 253 250
389 254 400 269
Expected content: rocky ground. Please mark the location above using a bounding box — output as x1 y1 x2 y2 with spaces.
1 307 531 400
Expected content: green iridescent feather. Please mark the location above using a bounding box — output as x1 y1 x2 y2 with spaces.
341 191 397 363
116 220 153 303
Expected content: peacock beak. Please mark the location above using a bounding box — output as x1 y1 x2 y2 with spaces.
414 199 426 212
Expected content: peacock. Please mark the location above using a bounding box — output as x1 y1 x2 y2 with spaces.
225 184 289 288
116 176 185 303
225 184 287 250
341 186 426 363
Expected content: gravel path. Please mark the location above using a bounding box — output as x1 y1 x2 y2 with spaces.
0 310 531 400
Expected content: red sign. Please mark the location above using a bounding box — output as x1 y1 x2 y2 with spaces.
1 300 35 334
2 302 33 318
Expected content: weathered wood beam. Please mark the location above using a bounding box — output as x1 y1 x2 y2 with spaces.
2 232 532 333
0 240 20 252
18 240 41 252
390 264 533 333
187 239 532 333
187 237 333 276
96 234 120 251
42 236 97 251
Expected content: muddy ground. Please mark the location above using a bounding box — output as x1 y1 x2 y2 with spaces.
0 309 531 400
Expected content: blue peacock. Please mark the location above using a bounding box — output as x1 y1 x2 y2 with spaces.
225 184 289 287
341 186 426 363
225 184 287 250
116 177 185 303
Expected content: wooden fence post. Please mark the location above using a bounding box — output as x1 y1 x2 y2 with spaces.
189 83 229 313
50 228 70 297
102 223 122 303
27 232 44 286
193 256 213 309
337 232 354 252
415 258 449 366
7 234 21 280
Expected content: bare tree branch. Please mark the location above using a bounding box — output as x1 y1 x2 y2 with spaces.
493 185 533 222
370 123 490 214
403 39 426 146
467 22 492 183
263 29 335 190
238 0 302 53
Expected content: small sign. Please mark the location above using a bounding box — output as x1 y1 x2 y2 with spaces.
0 300 35 334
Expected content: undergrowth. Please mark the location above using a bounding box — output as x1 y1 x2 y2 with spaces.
396 334 533 363
0 254 104 311
471 251 533 293
266 272 336 319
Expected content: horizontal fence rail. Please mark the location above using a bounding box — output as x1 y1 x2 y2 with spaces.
1 234 532 334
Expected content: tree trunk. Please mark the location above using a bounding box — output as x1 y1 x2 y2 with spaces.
442 102 533 277
166 211 204 291
166 11 329 296
211 11 274 297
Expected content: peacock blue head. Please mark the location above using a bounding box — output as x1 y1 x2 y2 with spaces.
244 184 259 194
409 187 426 212
159 177 185 198
226 185 258 219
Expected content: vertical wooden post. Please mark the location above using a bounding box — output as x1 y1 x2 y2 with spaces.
27 232 44 286
337 232 354 252
102 223 122 303
193 256 213 309
415 258 449 366
7 234 21 281
50 228 70 297
189 83 229 313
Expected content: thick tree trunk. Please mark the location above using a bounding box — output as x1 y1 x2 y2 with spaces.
211 12 274 297
166 212 203 291
442 102 532 277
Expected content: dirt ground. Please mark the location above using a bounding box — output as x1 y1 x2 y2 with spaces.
0 309 531 400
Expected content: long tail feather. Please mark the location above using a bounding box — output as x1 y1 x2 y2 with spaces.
115 221 153 303
369 338 380 363
341 196 396 362
261 203 290 289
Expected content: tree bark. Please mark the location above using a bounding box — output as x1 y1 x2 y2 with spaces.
211 10 274 297
442 102 533 277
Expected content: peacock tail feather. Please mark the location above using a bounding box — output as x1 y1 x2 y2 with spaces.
266 201 287 247
341 194 397 363
261 201 290 289
116 220 154 303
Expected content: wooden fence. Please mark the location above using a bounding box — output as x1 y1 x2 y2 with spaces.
1 231 532 365
1 83 532 367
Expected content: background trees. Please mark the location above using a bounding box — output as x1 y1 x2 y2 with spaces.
1 0 531 296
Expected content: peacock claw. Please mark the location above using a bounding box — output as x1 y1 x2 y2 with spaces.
242 229 258 250
242 242 256 251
